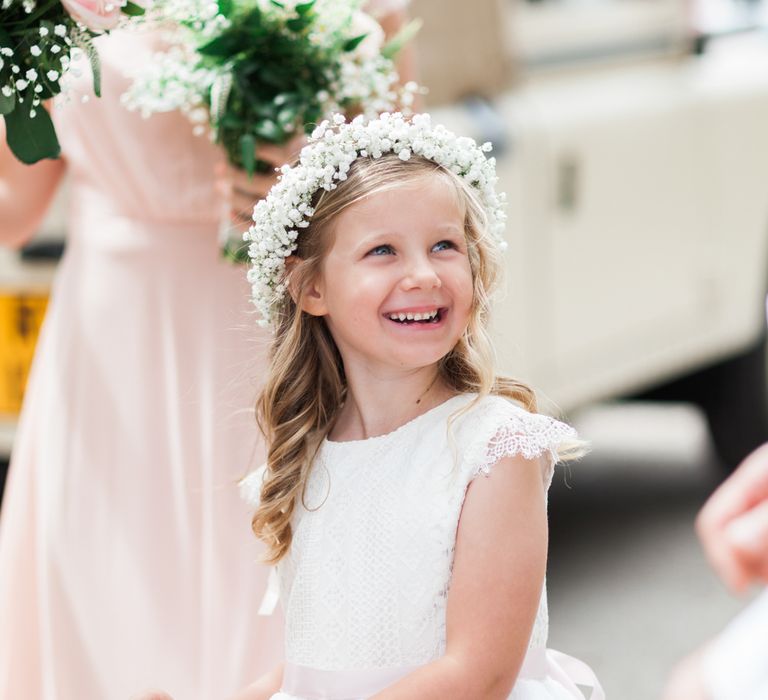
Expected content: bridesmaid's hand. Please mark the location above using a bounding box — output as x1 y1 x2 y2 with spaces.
216 133 306 227
696 443 768 593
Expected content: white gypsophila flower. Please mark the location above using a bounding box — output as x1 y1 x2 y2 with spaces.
244 112 508 327
47 69 59 81
30 45 41 57
54 24 68 37
121 42 220 121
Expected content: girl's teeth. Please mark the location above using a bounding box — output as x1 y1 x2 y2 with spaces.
388 310 439 322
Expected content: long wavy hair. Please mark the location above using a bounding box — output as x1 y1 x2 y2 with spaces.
252 154 575 564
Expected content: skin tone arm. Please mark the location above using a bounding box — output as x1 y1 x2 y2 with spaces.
370 453 549 700
0 120 67 248
661 443 768 700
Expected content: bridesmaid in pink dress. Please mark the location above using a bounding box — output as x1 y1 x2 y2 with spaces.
0 3 413 699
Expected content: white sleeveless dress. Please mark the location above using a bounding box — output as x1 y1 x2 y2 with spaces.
241 394 604 699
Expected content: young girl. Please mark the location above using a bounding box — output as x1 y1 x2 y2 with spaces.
235 112 605 700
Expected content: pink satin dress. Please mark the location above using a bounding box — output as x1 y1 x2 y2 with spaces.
0 30 283 700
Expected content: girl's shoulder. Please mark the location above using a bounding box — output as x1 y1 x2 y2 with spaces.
451 393 582 485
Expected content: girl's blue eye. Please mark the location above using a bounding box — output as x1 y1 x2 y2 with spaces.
368 244 394 256
432 240 456 252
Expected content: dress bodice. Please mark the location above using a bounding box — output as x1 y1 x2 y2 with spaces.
242 394 577 674
52 30 223 228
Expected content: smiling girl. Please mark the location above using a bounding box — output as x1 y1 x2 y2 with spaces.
229 113 605 700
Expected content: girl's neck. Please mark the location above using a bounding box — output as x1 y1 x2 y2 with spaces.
329 369 457 442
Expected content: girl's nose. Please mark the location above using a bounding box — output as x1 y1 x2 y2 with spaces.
401 256 442 290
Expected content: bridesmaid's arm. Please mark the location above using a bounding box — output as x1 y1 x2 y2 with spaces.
370 455 549 700
0 119 66 248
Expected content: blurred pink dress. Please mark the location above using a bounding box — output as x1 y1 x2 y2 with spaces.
0 31 284 699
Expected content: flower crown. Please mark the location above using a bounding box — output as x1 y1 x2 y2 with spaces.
245 111 508 327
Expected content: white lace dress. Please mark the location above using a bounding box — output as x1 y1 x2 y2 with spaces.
241 394 604 699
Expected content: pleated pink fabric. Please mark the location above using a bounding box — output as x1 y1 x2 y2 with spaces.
0 30 284 700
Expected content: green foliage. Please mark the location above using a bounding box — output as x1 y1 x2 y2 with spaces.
122 2 147 17
3 101 60 163
0 89 15 116
1 1 138 164
343 34 367 53
196 2 348 169
381 18 422 60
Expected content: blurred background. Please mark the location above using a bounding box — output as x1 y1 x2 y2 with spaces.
3 0 768 697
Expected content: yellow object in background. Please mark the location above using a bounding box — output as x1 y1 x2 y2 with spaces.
0 292 48 416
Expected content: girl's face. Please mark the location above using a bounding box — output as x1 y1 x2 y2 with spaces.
303 176 474 375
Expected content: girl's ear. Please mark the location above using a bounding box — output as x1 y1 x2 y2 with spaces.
285 255 327 317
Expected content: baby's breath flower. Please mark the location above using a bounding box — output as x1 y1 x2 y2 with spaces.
245 113 508 327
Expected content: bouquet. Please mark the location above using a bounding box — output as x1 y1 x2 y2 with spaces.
122 0 419 260
1 0 145 163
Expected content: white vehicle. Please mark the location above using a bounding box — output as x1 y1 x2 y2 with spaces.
2 0 768 470
415 0 768 468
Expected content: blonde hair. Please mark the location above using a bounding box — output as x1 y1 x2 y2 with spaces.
253 154 559 564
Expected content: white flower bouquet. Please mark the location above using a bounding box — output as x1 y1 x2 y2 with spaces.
1 0 146 163
122 0 419 261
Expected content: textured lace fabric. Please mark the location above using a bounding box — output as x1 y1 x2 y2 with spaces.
242 394 577 671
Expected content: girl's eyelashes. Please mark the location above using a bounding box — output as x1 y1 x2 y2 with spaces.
367 244 395 256
432 239 457 252
365 240 459 257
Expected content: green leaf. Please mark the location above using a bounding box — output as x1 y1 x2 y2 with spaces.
286 16 310 32
295 1 315 15
381 17 422 59
343 33 367 53
216 0 233 17
86 41 101 98
269 0 284 7
199 31 246 58
0 90 15 116
4 103 61 164
240 132 256 178
121 1 146 16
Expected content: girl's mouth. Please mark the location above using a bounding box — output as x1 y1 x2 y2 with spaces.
385 308 446 326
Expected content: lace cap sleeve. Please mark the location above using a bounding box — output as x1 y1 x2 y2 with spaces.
239 464 267 507
459 397 579 485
